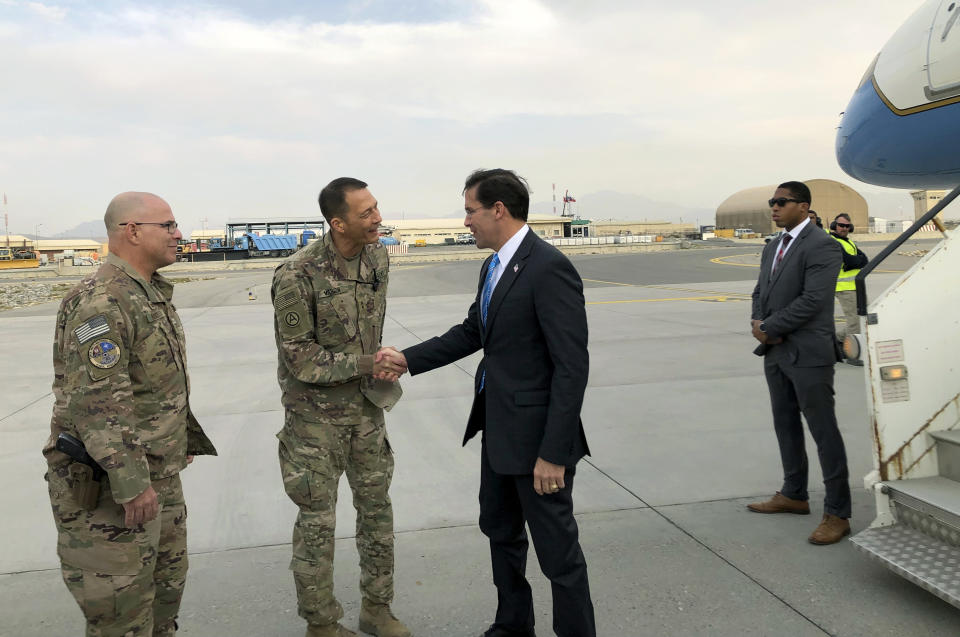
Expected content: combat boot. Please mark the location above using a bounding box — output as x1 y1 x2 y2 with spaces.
358 599 412 637
306 623 358 637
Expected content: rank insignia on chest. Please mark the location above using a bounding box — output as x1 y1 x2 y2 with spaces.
88 338 121 369
74 315 110 344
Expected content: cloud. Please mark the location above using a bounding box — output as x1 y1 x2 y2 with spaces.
0 0 925 233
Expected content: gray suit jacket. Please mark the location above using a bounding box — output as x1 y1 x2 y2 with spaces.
751 223 843 366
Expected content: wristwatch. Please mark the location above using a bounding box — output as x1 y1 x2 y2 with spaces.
759 322 767 333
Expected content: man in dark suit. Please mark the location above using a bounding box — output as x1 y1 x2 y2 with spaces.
748 181 852 545
381 169 595 637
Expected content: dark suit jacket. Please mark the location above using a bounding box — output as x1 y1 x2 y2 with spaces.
403 230 590 474
751 222 843 365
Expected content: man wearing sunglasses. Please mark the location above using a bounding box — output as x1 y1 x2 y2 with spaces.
748 181 852 545
829 213 868 364
42 192 217 635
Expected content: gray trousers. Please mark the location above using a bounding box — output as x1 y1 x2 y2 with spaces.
764 357 852 518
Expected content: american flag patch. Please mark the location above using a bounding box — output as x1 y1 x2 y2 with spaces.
74 315 110 344
274 290 299 311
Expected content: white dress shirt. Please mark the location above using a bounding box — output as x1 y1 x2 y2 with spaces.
770 216 809 274
490 224 529 290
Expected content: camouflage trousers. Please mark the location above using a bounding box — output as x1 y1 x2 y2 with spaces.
46 465 188 637
278 402 395 626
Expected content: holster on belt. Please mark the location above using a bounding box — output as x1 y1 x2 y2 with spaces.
68 462 101 510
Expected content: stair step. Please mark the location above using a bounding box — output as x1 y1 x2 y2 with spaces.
929 429 960 446
886 476 960 519
930 430 960 482
851 525 960 609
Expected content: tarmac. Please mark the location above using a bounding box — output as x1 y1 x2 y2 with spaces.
2 239 958 636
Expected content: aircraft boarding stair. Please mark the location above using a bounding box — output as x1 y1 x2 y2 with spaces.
846 186 960 608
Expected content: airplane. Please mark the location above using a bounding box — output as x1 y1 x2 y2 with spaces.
835 0 960 609
836 0 960 188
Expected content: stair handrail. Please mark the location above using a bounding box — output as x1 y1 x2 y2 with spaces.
856 183 960 315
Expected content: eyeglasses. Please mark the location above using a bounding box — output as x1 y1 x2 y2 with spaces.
768 198 800 208
119 221 179 234
835 222 852 228
464 205 488 216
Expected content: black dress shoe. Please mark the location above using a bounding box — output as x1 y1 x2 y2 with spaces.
480 624 536 637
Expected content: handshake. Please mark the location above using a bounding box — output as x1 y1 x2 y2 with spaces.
373 346 407 382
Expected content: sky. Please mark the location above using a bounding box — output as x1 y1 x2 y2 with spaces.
0 0 931 236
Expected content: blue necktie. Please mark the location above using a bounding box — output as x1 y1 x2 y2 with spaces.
478 254 500 392
481 253 500 327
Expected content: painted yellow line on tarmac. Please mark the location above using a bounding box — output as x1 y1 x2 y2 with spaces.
645 284 751 298
709 255 904 274
710 254 761 268
584 279 751 298
582 277 635 287
588 295 746 305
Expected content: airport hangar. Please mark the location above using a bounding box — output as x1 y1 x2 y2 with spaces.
716 179 869 235
2 235 106 259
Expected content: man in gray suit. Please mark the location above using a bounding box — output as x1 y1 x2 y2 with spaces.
748 180 852 545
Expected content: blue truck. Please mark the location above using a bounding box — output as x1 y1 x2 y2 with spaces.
191 231 314 261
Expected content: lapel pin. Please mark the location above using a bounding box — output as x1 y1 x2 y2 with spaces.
513 264 519 273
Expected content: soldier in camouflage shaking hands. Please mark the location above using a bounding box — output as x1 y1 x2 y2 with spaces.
272 178 410 637
43 191 217 636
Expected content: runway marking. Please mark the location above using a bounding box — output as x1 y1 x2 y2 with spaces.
645 284 751 298
710 254 760 268
708 255 904 273
588 295 747 305
584 278 751 298
582 277 635 287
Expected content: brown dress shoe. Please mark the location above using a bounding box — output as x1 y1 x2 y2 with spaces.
747 492 810 514
808 514 851 545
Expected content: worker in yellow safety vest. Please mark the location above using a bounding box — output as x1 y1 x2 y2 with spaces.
829 213 868 365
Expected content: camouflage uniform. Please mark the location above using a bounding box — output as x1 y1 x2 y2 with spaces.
272 231 401 627
43 253 216 637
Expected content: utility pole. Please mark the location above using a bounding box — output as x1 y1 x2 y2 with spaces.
199 217 208 251
3 193 9 249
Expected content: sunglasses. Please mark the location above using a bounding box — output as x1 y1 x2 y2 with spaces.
768 197 800 208
835 222 852 228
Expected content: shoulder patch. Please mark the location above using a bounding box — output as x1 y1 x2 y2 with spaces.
88 338 121 369
74 315 111 345
274 289 300 311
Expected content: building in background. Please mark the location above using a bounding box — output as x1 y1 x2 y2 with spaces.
715 179 868 234
590 220 696 237
911 189 948 221
37 239 106 261
388 214 568 245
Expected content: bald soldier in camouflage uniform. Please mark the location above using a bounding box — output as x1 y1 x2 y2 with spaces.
272 178 411 637
43 192 216 636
